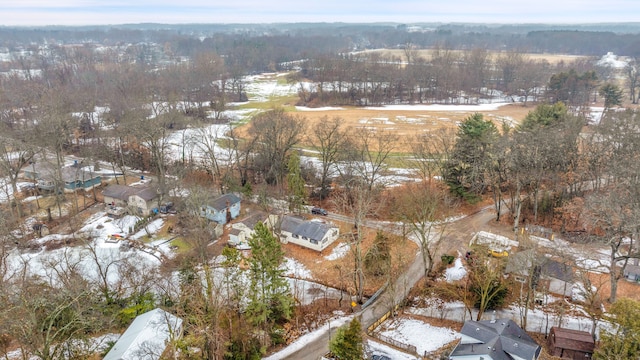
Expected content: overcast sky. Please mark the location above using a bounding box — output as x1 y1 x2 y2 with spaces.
0 0 638 26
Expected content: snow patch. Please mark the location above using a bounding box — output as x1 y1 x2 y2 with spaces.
445 258 467 282
325 242 350 261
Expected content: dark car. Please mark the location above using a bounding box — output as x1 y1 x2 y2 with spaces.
311 207 328 216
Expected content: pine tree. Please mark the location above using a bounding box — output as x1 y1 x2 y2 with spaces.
246 222 293 329
443 113 498 202
329 318 364 360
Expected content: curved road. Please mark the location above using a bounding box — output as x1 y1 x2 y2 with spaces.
279 208 499 360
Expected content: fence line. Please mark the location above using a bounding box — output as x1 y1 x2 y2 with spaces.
374 333 418 355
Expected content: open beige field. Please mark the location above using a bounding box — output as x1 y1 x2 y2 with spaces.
358 49 591 65
284 103 533 152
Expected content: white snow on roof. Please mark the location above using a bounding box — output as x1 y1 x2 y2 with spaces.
103 308 182 360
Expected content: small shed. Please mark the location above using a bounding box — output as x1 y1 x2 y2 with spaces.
548 327 595 359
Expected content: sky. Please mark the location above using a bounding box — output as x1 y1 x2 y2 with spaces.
0 0 639 26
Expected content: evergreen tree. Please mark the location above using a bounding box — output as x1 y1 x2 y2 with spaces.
599 82 624 114
329 318 364 360
443 113 498 202
246 222 293 330
519 102 570 130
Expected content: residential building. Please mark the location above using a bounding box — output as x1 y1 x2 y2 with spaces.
450 318 541 360
23 162 101 193
102 184 159 217
505 249 575 297
279 215 339 252
228 211 277 249
200 193 241 224
103 308 182 360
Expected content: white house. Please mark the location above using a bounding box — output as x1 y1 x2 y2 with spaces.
103 308 182 360
228 211 277 249
278 215 339 252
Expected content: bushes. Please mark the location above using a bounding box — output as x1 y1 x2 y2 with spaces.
441 254 455 265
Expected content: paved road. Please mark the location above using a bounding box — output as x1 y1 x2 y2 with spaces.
279 208 499 360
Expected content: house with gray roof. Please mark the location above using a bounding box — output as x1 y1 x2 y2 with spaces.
103 308 182 360
23 161 101 193
228 211 277 250
505 249 575 297
279 215 339 252
200 193 241 224
102 184 159 217
450 318 541 360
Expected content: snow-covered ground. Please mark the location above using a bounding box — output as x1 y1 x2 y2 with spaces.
282 257 313 279
444 258 467 282
376 318 459 356
5 211 166 287
324 242 350 261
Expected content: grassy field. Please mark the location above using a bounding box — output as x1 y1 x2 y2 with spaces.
235 103 533 154
357 48 592 65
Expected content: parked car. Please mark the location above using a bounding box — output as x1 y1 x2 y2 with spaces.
488 249 509 258
159 202 177 214
311 207 328 216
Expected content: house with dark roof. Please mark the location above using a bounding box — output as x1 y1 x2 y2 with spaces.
548 327 595 359
103 308 182 360
450 318 541 360
505 249 575 297
102 184 159 217
228 211 277 250
279 215 339 252
200 193 241 224
23 162 101 193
